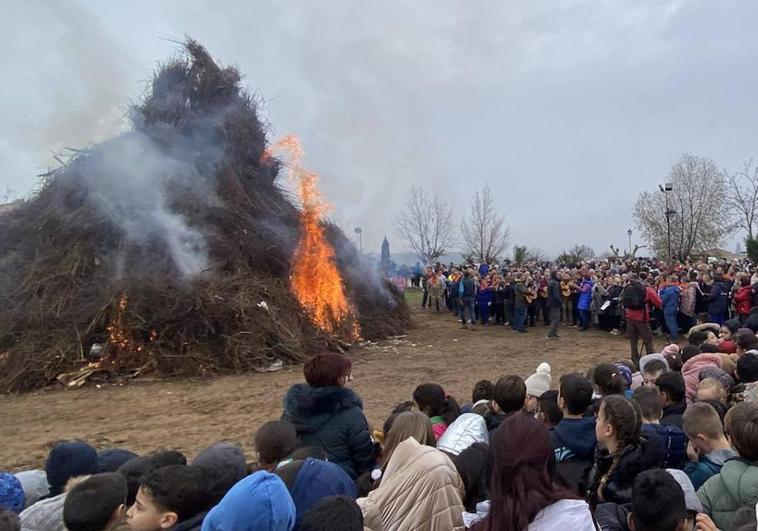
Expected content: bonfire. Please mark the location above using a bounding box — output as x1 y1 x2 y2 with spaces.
0 40 409 392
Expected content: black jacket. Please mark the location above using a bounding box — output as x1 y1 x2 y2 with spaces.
170 512 207 531
282 384 375 479
547 278 562 308
586 439 661 508
595 502 630 531
661 401 686 428
461 278 476 299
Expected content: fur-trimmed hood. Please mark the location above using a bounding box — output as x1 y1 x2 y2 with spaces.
282 384 363 434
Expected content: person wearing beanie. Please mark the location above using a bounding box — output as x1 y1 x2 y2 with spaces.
98 448 139 473
192 442 247 505
524 363 552 413
0 473 25 514
201 471 296 531
45 441 99 497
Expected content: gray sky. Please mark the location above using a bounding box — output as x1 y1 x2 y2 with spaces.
1 1 756 258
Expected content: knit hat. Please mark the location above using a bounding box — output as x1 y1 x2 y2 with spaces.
698 367 735 391
639 353 670 374
14 470 49 509
193 442 247 503
97 448 138 473
661 344 680 357
614 363 633 388
666 469 703 513
0 473 24 514
45 441 98 497
525 363 551 397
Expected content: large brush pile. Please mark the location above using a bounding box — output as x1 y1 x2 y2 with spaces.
0 40 410 392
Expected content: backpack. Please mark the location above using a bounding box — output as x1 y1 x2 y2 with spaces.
622 281 646 310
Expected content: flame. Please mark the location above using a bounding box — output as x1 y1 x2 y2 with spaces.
272 135 360 339
106 293 132 351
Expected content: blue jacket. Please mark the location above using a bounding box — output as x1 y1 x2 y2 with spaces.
708 281 729 315
201 472 295 531
660 285 681 314
477 287 493 305
549 417 597 494
641 423 687 469
282 385 375 479
684 448 737 490
577 280 594 311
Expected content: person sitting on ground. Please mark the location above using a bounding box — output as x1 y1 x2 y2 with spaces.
717 318 741 354
592 363 627 403
13 469 49 509
98 449 139 474
191 442 247 506
640 357 668 387
201 471 296 531
63 473 128 531
374 411 435 487
627 469 690 531
524 363 552 414
696 377 728 404
282 352 375 479
632 386 687 469
697 402 758 530
299 496 363 531
586 395 660 508
452 443 489 516
681 344 702 364
733 327 758 358
412 383 461 440
471 413 595 530
461 379 494 415
656 371 688 427
681 402 736 490
254 420 297 472
549 374 596 495
681 350 729 404
19 475 90 531
536 390 563 428
437 413 489 457
126 465 213 531
732 351 758 404
0 473 24 515
485 375 526 432
45 441 99 498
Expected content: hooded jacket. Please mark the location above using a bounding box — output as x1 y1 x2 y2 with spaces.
685 448 738 490
682 353 723 403
660 401 687 428
586 439 661 508
201 471 296 531
734 285 753 316
641 423 687 469
550 417 597 494
358 437 465 531
577 279 594 311
436 413 489 456
660 284 681 314
697 457 758 531
708 281 729 315
282 384 375 479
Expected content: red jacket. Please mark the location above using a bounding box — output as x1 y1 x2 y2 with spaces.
734 285 752 316
624 286 661 322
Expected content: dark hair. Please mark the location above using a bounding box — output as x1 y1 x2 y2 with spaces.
688 330 708 346
391 401 415 414
304 353 352 387
663 352 683 372
537 390 562 427
689 270 698 281
140 465 213 522
681 344 701 363
492 375 527 414
472 414 575 531
656 371 686 403
148 450 187 467
632 386 662 421
734 328 758 350
63 473 127 531
696 312 710 323
558 374 593 415
472 380 494 403
724 318 742 333
413 383 461 425
701 343 721 353
592 363 626 396
596 396 643 499
725 403 758 460
0 509 19 531
118 456 159 506
299 495 363 531
453 443 490 512
255 420 296 465
642 359 667 376
737 352 758 383
630 470 687 531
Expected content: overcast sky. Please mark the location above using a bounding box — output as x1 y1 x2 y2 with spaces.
1 1 756 258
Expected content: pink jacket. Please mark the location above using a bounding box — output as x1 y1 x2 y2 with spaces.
682 353 722 403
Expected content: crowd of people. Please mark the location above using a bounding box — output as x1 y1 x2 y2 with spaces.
2 257 758 530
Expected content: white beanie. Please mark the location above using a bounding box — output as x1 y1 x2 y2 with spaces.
525 362 552 397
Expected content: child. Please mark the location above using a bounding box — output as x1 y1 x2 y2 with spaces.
412 383 461 439
696 378 728 404
656 371 687 427
639 357 668 387
537 390 563 428
549 374 596 495
63 473 128 531
126 465 213 531
485 375 526 432
681 402 736 490
631 386 687 469
732 351 758 404
201 471 296 531
254 420 297 471
461 380 494 415
697 402 758 530
300 496 363 531
592 363 627 399
45 441 99 497
586 395 660 508
627 469 689 531
524 362 552 414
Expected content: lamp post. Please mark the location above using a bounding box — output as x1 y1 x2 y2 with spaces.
354 227 363 252
658 183 674 263
627 229 633 256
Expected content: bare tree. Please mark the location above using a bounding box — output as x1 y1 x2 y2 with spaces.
394 185 455 264
726 159 758 240
460 185 510 263
556 244 595 265
512 245 546 265
633 154 731 261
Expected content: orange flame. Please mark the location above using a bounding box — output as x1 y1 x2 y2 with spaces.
272 135 359 339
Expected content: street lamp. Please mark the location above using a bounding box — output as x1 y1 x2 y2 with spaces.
354 227 363 252
658 183 674 263
627 229 633 256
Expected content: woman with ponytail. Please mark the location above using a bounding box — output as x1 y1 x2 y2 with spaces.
413 383 461 440
472 413 595 530
586 395 660 509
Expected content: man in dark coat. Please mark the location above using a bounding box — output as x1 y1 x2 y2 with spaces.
546 271 563 339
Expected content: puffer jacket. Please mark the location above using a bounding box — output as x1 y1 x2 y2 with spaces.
681 353 723 403
734 285 753 316
282 384 375 479
697 457 758 531
708 281 729 315
358 437 465 531
586 439 661 508
436 413 489 456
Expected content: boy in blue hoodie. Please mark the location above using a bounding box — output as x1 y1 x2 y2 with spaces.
660 277 682 342
549 373 597 494
682 402 736 490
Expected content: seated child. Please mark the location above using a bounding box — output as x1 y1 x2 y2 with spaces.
632 386 687 469
485 375 526 432
254 420 297 472
524 362 552 414
63 473 128 531
628 470 689 531
681 402 736 490
696 378 727 404
537 390 562 428
300 496 363 531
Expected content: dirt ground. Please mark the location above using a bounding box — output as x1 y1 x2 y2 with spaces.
0 293 666 471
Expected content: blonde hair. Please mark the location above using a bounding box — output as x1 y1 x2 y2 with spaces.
696 378 727 403
380 411 435 468
682 401 724 440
